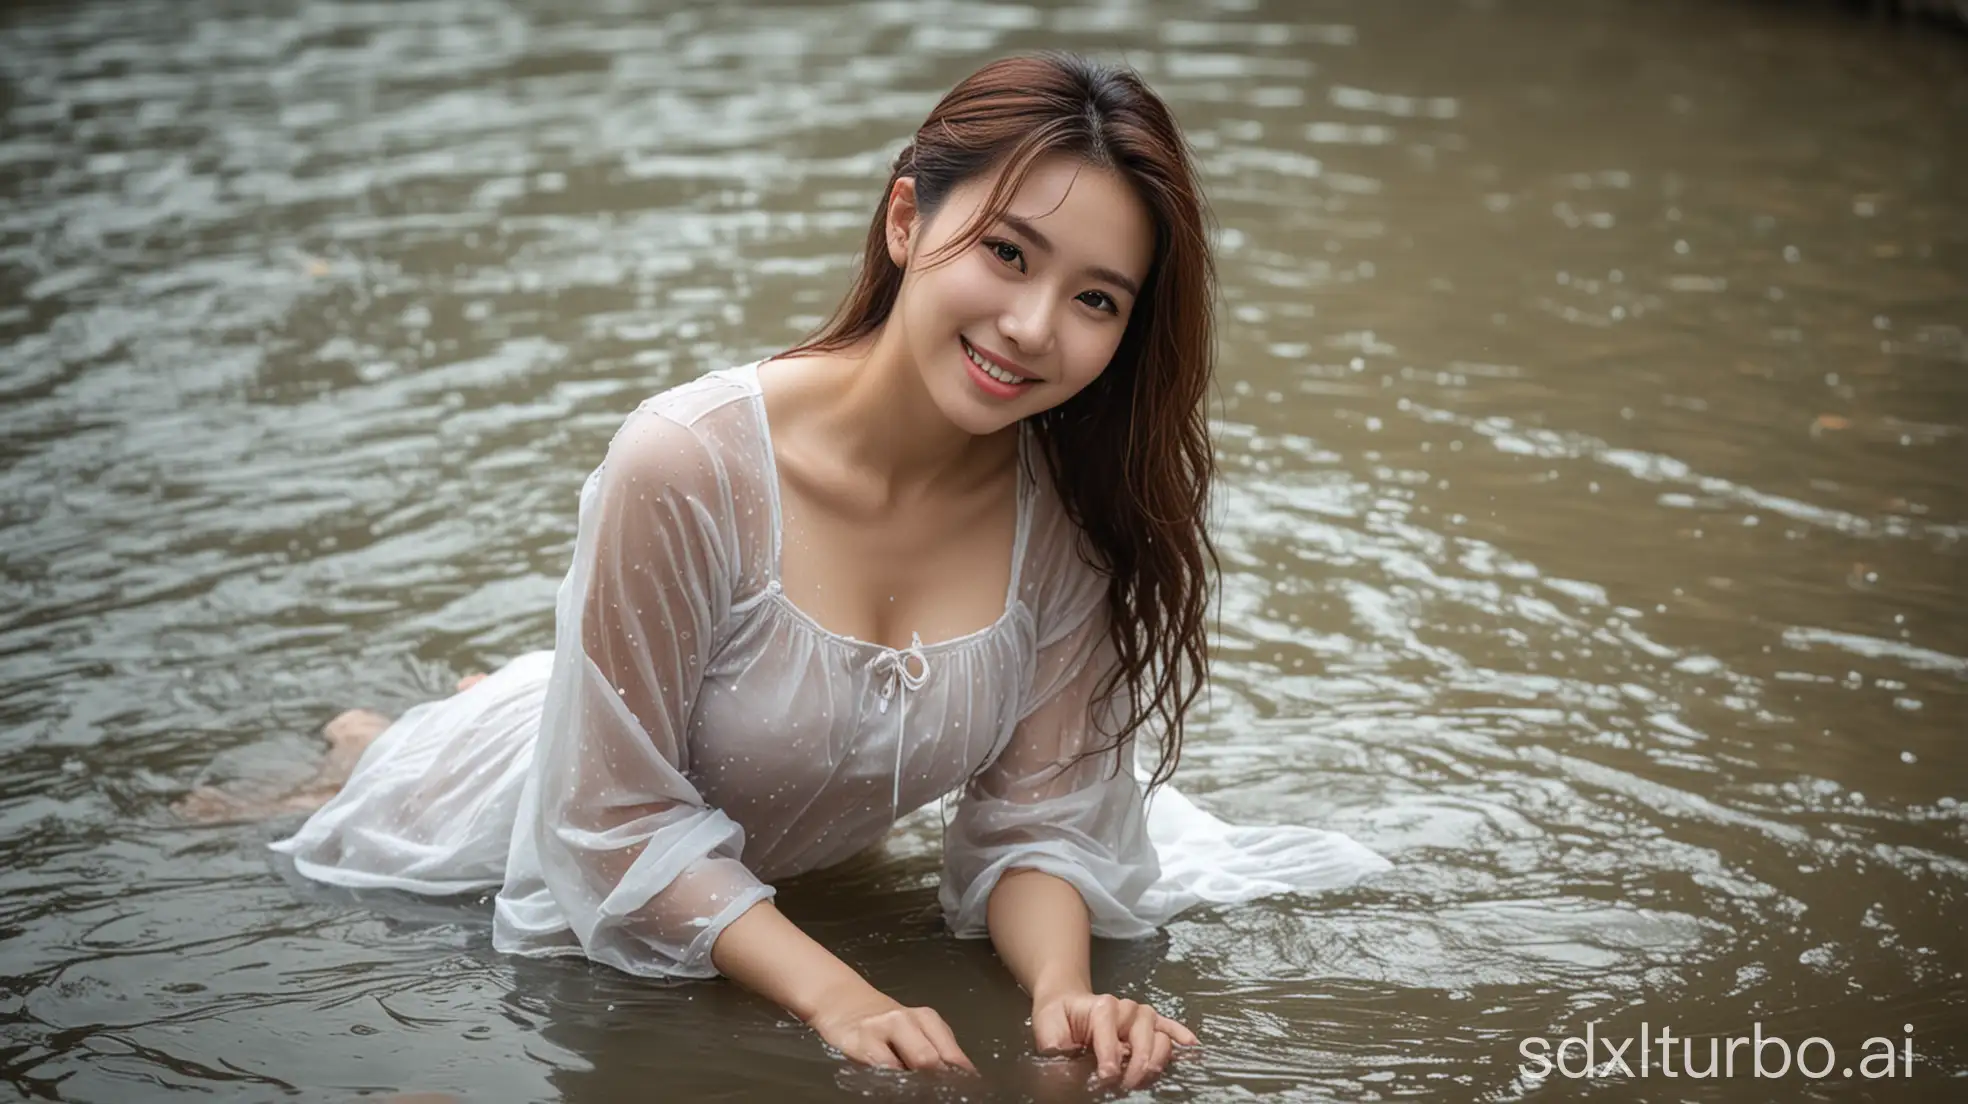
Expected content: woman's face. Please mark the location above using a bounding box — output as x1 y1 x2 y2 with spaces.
884 154 1154 437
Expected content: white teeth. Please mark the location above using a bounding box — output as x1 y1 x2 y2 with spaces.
963 339 1028 385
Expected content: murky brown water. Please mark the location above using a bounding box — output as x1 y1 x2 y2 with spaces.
3 0 1964 1100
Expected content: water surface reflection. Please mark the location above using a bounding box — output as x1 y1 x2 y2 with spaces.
2 0 1963 1099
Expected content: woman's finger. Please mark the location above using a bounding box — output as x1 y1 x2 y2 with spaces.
912 1009 977 1073
1122 1003 1158 1089
1088 997 1123 1080
1032 1005 1074 1055
1158 1013 1201 1047
1147 1029 1174 1075
1031 1003 1075 1055
859 1038 903 1070
883 1019 945 1070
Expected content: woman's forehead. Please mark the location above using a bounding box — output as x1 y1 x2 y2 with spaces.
958 156 1154 283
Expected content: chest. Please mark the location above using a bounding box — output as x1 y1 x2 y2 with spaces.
774 462 1020 652
686 617 1030 872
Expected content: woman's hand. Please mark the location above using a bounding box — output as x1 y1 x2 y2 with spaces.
710 901 975 1074
1030 989 1199 1090
807 990 977 1073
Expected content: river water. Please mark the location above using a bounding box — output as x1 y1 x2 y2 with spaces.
2 0 1963 1100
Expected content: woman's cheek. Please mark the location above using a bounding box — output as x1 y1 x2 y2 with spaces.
1070 326 1121 380
925 267 983 323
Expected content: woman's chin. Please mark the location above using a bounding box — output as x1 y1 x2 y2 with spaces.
926 380 1023 437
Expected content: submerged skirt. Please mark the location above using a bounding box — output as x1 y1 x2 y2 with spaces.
270 650 1392 927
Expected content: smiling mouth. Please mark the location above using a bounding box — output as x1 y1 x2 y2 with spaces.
961 337 1037 385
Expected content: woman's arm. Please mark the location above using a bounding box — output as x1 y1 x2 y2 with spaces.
712 899 976 1073
987 867 1195 1091
942 509 1197 1088
528 410 970 1073
986 866 1092 1002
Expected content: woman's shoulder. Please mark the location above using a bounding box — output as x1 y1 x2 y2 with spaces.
634 361 762 431
1016 435 1112 646
585 364 775 587
597 362 766 497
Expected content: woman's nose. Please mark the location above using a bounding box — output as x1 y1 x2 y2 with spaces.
999 289 1058 357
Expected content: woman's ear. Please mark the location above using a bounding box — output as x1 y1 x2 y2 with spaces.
884 177 919 268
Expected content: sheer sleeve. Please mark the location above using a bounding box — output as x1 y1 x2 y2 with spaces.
494 402 774 979
938 598 1161 940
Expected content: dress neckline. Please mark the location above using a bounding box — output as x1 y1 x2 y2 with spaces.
736 358 1032 655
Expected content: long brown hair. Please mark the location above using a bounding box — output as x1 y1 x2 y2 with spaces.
778 52 1219 792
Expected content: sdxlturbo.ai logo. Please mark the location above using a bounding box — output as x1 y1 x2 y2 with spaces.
1518 1022 1916 1081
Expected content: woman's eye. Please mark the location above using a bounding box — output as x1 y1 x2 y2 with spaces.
986 239 1025 270
1079 290 1119 315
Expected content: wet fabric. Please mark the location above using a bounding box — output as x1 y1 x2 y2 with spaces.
271 361 1391 979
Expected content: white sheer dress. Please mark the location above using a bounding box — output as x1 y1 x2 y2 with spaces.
270 360 1390 979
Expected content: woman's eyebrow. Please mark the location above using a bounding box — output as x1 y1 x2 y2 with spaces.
996 213 1141 298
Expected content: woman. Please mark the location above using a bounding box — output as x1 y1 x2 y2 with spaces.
194 52 1389 1089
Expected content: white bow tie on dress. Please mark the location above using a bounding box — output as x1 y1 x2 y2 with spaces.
870 632 931 820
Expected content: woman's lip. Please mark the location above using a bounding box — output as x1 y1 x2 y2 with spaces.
961 337 1035 397
962 336 1037 381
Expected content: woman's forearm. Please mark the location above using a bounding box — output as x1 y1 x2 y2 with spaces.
711 899 889 1023
985 867 1094 1003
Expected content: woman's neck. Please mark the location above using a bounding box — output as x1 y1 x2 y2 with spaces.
764 325 1018 509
